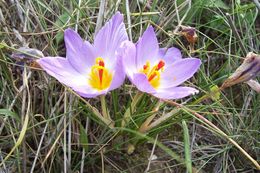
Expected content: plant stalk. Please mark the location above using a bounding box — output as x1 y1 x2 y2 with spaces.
121 91 144 127
100 95 113 123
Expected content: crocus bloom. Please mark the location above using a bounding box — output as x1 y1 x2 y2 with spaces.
37 12 128 98
122 26 201 99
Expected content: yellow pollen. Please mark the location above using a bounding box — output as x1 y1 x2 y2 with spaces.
140 60 165 88
89 57 112 90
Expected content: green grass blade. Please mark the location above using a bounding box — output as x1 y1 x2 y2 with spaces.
182 120 192 173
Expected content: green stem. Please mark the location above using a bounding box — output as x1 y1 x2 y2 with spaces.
139 100 163 133
146 108 180 132
182 120 192 173
66 89 114 128
100 95 111 122
121 91 144 127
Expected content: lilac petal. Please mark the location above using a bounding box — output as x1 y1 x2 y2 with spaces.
108 57 125 91
64 28 96 74
153 86 199 99
136 26 159 69
72 85 107 98
38 56 108 98
160 58 201 88
159 47 182 66
120 41 138 79
157 48 167 60
75 92 101 98
37 56 87 88
94 12 128 67
131 73 156 94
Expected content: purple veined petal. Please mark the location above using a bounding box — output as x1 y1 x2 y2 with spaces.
64 28 96 74
120 40 138 80
136 26 159 69
158 47 182 67
153 86 199 99
131 73 156 94
37 56 88 88
159 58 201 88
94 12 128 68
108 55 126 91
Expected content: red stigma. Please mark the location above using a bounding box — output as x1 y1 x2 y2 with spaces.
148 60 165 82
148 73 156 82
156 60 165 70
98 60 105 84
99 60 105 67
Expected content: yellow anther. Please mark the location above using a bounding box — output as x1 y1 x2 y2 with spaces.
95 57 104 64
91 65 105 73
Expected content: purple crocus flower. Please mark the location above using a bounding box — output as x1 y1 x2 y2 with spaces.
37 12 128 98
122 26 201 99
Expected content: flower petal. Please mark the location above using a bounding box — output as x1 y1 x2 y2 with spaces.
108 56 125 91
131 73 156 94
72 85 107 98
160 58 201 88
75 92 101 98
37 56 89 88
64 28 96 74
121 40 138 79
153 86 199 99
94 12 128 68
159 47 182 66
136 26 159 69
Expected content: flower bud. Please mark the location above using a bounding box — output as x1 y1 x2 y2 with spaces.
221 52 260 89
